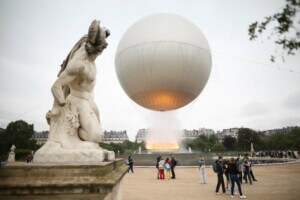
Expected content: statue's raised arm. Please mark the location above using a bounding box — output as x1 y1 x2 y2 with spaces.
33 20 114 164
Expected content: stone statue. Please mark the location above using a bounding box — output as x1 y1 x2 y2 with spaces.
251 142 255 157
7 145 15 162
33 20 115 164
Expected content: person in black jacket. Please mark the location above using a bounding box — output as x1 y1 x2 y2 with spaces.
228 157 247 199
156 155 161 179
170 155 177 179
215 156 226 195
128 155 134 173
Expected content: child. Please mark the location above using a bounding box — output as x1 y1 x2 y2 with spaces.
164 158 172 180
158 158 165 179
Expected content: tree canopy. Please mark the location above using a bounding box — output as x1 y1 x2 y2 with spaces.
248 0 300 62
0 120 39 161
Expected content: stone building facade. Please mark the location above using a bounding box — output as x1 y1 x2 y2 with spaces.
103 130 129 143
32 131 49 145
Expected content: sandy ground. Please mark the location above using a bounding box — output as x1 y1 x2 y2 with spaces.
123 163 300 200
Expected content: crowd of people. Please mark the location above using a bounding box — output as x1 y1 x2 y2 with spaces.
211 154 257 199
253 150 298 159
126 153 261 199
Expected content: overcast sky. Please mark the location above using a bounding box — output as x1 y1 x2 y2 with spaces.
0 0 299 140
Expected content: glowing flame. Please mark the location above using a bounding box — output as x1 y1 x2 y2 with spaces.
146 143 179 150
132 90 195 111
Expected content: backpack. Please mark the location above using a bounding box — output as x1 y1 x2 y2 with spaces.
164 163 171 170
212 163 218 173
173 159 178 167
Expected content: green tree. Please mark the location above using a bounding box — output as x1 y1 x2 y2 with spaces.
248 0 300 62
223 136 237 151
207 134 218 149
237 128 262 151
262 127 300 150
0 120 39 161
192 137 207 151
211 143 226 152
287 127 300 150
264 132 291 150
182 139 193 150
99 140 146 154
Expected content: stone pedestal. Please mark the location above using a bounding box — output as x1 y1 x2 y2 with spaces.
0 159 127 200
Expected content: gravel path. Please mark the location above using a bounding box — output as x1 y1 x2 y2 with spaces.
123 162 300 200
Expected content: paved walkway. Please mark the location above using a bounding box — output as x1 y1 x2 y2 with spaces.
123 163 300 200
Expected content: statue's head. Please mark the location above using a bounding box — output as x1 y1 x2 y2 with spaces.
85 20 110 55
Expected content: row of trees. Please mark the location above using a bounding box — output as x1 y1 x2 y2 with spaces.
1 120 299 160
99 140 146 154
182 127 300 152
182 134 226 152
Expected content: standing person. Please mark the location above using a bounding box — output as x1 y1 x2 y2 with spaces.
215 156 226 195
224 159 230 190
236 157 243 183
164 158 172 180
249 159 258 181
170 155 177 179
243 158 252 184
228 158 247 199
158 157 165 180
128 155 134 173
156 155 161 179
198 156 206 184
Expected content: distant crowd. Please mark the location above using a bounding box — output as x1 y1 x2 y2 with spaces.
253 150 298 159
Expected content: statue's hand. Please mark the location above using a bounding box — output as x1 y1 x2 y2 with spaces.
59 101 66 106
57 99 66 107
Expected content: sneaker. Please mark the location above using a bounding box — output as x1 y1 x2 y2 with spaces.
215 193 220 195
253 179 258 181
240 195 247 199
231 195 236 198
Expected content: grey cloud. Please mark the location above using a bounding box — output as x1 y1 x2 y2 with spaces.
285 91 300 109
240 101 269 117
277 116 300 127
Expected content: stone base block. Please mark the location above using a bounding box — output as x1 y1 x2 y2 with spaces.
0 159 127 200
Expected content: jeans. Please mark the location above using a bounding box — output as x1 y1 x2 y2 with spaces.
128 164 134 173
216 173 225 193
243 170 252 184
250 169 256 180
171 167 176 178
238 171 243 183
230 174 243 196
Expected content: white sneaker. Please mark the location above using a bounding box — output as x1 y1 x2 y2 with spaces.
240 195 247 199
231 195 236 198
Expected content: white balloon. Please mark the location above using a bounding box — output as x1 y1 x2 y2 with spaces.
115 13 212 111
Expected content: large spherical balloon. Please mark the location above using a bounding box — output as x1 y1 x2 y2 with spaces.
115 13 212 111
